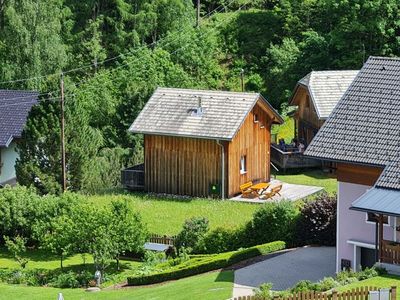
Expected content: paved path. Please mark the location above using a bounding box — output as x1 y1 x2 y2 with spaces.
230 180 323 203
233 246 336 298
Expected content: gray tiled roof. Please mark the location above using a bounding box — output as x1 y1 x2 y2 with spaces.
376 157 400 190
0 90 39 147
292 70 359 119
305 57 400 166
129 87 283 141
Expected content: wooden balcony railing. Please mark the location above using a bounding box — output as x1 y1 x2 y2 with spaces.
270 144 321 172
381 240 400 265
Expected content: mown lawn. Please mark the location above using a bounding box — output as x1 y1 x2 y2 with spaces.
275 169 337 195
272 116 295 144
88 193 259 235
339 275 400 298
0 270 234 300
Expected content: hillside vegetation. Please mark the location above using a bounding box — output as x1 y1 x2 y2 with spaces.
0 0 398 193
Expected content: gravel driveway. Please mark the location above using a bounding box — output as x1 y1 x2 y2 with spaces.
233 246 336 298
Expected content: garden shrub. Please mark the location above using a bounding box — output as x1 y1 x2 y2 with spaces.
127 241 285 286
296 193 336 246
175 217 209 252
243 201 299 246
49 271 80 288
196 227 239 254
255 283 273 300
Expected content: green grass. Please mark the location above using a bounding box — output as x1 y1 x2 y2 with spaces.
272 116 294 144
274 169 337 195
0 248 142 287
339 275 400 298
88 194 259 235
0 270 234 300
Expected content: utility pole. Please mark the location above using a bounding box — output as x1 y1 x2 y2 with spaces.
240 69 245 92
60 72 66 193
196 0 200 27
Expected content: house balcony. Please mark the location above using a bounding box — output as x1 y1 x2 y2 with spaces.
270 144 321 172
381 240 400 265
121 163 145 190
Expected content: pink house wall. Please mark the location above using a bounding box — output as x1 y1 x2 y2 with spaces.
337 181 395 272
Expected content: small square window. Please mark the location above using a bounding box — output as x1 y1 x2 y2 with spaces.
240 155 247 174
366 213 388 224
253 113 259 123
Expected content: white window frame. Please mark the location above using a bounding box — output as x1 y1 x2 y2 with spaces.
240 155 247 175
365 212 390 227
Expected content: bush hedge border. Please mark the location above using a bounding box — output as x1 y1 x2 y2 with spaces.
127 241 285 286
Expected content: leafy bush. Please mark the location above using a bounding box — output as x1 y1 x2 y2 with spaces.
296 193 336 246
175 217 209 252
196 227 238 254
243 201 299 246
291 280 320 292
127 241 285 286
49 271 80 288
255 283 273 300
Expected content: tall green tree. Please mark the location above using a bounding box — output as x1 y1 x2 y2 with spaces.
0 0 69 90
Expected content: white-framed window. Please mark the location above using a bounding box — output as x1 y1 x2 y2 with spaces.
240 155 247 174
253 113 259 123
366 212 390 226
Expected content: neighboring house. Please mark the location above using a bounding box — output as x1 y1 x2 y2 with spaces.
289 70 359 145
127 87 283 198
305 56 400 273
0 90 39 186
271 70 358 172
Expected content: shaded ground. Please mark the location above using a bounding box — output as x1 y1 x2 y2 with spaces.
233 246 336 297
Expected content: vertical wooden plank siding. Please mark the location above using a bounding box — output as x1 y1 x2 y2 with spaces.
144 135 221 197
227 100 272 197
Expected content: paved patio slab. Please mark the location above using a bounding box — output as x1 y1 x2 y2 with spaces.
230 180 323 203
233 246 336 298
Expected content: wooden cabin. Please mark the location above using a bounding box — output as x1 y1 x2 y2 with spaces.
289 70 358 146
127 87 283 198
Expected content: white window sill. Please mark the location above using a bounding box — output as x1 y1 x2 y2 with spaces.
240 170 247 175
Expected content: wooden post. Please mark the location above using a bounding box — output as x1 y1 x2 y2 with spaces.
391 286 397 300
379 214 384 262
60 72 66 193
332 290 338 300
240 69 245 92
196 0 200 27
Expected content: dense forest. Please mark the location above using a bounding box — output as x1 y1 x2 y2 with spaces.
1 0 399 193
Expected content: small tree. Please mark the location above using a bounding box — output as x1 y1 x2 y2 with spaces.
175 217 209 252
109 201 147 270
34 215 75 269
4 235 29 268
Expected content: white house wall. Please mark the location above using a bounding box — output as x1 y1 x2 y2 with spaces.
0 142 18 184
337 181 395 272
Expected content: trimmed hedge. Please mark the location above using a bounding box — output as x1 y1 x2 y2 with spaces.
127 241 285 286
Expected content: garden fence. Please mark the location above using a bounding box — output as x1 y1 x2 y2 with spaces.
148 234 176 246
233 286 397 300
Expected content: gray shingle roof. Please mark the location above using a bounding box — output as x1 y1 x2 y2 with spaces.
376 157 400 190
0 90 39 147
129 87 283 141
292 70 359 119
305 57 400 166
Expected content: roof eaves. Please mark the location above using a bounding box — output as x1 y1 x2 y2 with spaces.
258 93 284 124
128 130 233 141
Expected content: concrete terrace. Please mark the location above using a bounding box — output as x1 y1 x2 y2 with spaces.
229 180 323 203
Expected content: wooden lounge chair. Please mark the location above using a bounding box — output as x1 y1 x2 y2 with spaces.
260 183 283 200
240 181 257 198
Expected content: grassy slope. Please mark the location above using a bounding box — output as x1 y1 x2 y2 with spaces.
88 194 259 235
272 117 295 144
339 275 400 298
0 271 234 300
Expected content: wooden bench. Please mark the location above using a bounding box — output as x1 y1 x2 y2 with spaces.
260 183 283 200
240 181 257 198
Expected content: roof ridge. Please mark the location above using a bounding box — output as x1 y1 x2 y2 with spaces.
156 87 259 96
